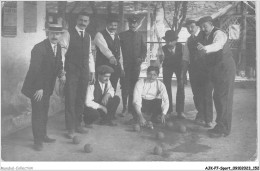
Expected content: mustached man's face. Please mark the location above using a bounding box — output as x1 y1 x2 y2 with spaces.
48 32 62 44
200 22 213 35
187 23 199 36
98 73 111 84
129 22 138 31
107 22 118 33
146 70 158 83
77 15 90 30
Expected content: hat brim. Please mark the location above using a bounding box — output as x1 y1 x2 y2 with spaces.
162 36 178 41
44 28 66 32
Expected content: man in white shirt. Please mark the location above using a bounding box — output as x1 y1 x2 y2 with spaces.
64 12 95 138
94 13 124 92
133 66 169 126
84 65 120 127
196 16 236 138
183 19 213 128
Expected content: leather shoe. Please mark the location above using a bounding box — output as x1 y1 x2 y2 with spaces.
105 120 117 127
34 143 43 151
177 113 186 119
75 126 88 134
67 130 74 139
208 128 228 138
43 136 56 143
205 122 213 128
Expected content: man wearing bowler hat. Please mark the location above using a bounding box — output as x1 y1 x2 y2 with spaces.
183 19 214 128
21 17 65 151
197 16 236 138
161 30 186 119
94 13 124 94
64 12 95 139
84 65 120 126
119 15 147 118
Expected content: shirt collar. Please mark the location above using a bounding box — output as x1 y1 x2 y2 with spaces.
194 28 200 36
106 27 115 35
75 25 85 34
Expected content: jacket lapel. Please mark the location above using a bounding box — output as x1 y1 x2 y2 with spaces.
44 39 55 66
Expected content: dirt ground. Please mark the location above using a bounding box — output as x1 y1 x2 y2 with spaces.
1 81 258 162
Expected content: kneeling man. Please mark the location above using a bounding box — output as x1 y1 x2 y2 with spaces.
133 66 169 126
84 65 120 126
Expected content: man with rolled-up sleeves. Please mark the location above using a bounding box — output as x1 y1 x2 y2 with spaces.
196 16 236 138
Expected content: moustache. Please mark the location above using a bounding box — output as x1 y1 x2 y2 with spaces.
80 24 86 27
51 38 58 41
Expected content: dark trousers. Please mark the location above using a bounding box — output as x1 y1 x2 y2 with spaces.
120 66 140 112
83 96 120 124
31 95 50 144
65 69 88 131
163 66 184 114
132 98 162 121
189 65 213 123
109 65 121 92
210 57 236 135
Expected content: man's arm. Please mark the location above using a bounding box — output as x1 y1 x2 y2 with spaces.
94 32 114 59
88 35 95 84
133 80 146 125
204 30 228 53
85 84 105 110
140 34 147 61
159 81 169 116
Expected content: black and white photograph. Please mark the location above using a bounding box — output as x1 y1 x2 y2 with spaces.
1 1 259 170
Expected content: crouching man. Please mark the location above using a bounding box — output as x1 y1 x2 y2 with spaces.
84 65 119 127
133 66 169 126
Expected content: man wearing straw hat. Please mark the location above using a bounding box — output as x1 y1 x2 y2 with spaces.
21 17 65 151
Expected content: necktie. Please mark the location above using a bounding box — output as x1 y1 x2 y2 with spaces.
53 44 57 56
80 31 84 39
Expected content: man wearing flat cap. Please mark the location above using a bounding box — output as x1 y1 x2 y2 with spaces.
94 13 124 95
119 15 147 118
161 30 186 119
183 19 213 128
196 16 236 138
84 65 120 126
21 16 65 151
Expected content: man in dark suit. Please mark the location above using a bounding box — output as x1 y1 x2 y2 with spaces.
183 19 213 128
64 12 95 138
84 65 119 127
161 30 186 119
197 16 236 138
21 19 65 151
94 14 124 94
119 15 147 117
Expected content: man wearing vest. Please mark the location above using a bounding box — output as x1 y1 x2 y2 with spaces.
21 18 65 151
183 19 214 128
94 14 124 94
64 12 95 139
84 65 119 126
197 16 236 138
119 15 147 117
161 30 186 119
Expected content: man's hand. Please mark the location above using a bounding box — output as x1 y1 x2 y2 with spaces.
101 93 111 106
161 114 166 124
89 72 95 85
139 116 146 126
34 89 43 101
109 56 117 65
60 75 66 86
99 105 108 114
197 43 205 51
121 70 125 77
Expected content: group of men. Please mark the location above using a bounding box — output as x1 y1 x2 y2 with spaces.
22 12 236 151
